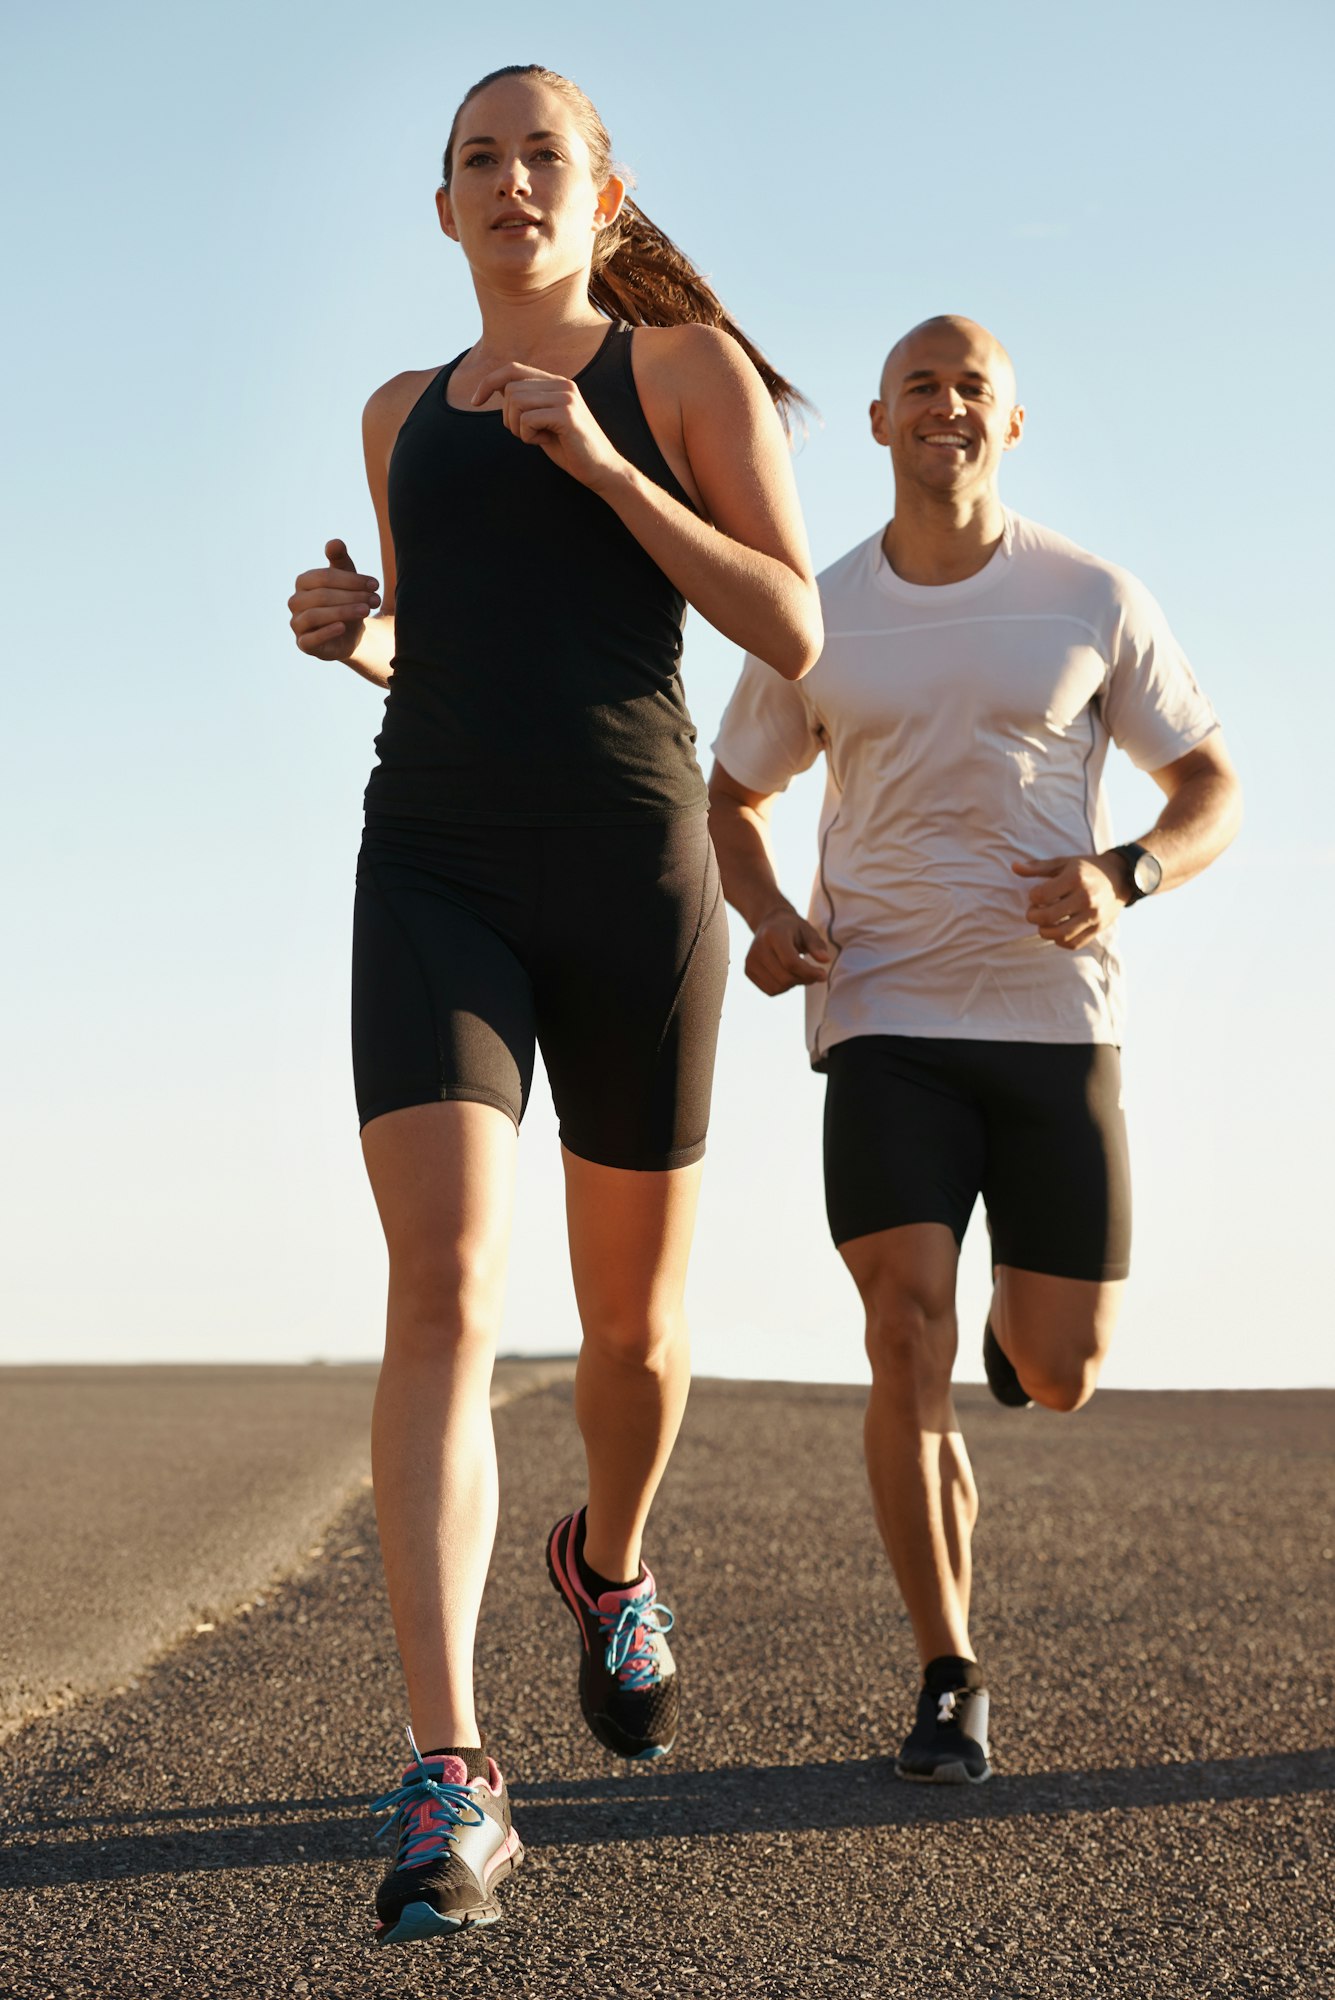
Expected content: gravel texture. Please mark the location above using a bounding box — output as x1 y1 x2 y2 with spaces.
2 1378 1332 1998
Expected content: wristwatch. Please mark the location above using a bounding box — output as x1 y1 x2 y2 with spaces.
1111 842 1163 904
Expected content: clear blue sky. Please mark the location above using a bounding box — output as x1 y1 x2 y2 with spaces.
3 0 1331 1384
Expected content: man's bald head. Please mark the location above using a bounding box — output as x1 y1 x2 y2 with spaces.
870 314 1025 502
880 316 1017 406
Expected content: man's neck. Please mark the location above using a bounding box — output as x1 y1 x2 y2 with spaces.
881 488 1007 586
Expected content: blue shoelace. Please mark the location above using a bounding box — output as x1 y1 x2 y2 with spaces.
600 1593 675 1690
371 1727 485 1872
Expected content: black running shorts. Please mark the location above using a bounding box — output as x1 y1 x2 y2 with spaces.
352 814 728 1172
822 1036 1131 1282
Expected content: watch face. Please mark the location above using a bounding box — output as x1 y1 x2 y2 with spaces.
1133 850 1163 896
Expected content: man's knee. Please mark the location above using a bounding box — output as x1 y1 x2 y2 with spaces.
998 1273 1120 1414
1024 1349 1102 1413
863 1281 956 1393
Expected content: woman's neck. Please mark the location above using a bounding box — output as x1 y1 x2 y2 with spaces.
468 268 607 371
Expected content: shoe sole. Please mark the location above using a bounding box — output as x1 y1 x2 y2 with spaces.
374 1844 524 1947
545 1518 677 1762
592 1723 675 1760
895 1759 992 1785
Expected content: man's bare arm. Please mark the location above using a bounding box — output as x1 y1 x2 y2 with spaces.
1016 732 1243 949
708 762 831 995
1119 733 1243 890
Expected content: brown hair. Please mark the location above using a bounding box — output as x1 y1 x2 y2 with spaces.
442 64 810 430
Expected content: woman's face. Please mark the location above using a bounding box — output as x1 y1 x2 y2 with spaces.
437 77 624 291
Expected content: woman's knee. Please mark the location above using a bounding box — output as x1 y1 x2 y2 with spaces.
384 1241 506 1361
579 1300 686 1372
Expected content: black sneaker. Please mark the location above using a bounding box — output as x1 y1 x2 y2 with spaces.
896 1684 992 1784
546 1508 679 1760
983 1320 1033 1408
371 1734 523 1947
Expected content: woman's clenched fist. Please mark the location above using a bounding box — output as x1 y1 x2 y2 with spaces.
288 539 380 660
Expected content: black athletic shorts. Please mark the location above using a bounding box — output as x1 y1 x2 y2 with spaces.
822 1036 1131 1282
352 813 728 1171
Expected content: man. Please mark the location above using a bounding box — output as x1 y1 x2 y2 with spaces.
708 315 1242 1782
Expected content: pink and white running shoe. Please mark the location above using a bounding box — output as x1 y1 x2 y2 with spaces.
546 1507 679 1760
371 1732 523 1946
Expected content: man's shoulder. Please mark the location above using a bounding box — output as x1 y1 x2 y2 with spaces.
1008 514 1148 615
814 530 883 606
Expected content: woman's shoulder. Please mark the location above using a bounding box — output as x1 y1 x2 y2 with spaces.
360 367 449 482
629 322 749 377
628 324 772 430
363 366 446 443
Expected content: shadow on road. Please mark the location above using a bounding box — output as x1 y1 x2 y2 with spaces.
4 1748 1330 1889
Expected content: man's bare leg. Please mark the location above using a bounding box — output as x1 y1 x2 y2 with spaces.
842 1222 978 1665
991 1269 1125 1411
841 1221 991 1781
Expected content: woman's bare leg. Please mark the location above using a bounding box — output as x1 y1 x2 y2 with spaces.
362 1100 517 1748
562 1151 702 1583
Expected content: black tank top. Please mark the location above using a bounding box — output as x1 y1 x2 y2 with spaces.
365 323 709 825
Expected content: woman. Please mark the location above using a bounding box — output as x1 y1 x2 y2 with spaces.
287 63 820 1947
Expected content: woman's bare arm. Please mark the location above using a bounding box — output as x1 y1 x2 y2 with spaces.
287 370 437 688
473 327 823 680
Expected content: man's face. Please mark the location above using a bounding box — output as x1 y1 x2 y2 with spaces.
870 323 1024 499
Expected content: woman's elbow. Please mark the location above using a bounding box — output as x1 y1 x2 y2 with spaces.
772 592 824 681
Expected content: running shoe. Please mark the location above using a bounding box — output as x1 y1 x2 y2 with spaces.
983 1321 1033 1408
895 1684 992 1784
546 1508 679 1760
371 1730 523 1947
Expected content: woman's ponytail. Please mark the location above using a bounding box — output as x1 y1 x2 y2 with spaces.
589 199 809 430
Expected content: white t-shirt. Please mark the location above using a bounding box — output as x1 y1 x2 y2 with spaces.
712 512 1219 1060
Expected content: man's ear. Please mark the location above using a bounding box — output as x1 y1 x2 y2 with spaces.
869 398 891 447
436 186 459 243
595 172 627 233
1003 403 1026 450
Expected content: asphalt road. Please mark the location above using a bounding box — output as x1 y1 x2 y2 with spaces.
2 1379 1332 1998
0 1360 570 1735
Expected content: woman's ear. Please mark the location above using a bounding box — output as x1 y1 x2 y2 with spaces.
594 172 626 233
436 185 459 243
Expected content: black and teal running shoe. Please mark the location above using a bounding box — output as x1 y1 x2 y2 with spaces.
371 1731 523 1947
896 1684 992 1784
546 1508 679 1759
